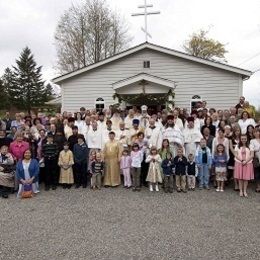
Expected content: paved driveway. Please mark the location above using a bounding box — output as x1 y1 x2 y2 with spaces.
0 186 259 260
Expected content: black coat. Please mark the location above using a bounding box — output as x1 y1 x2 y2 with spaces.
173 156 188 175
68 134 79 151
161 159 174 175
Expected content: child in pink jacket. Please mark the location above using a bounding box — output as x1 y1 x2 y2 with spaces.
120 149 132 188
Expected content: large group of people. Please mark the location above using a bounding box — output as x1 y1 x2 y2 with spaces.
0 96 259 199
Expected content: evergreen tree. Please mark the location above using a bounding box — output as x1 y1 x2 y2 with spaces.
9 47 52 113
0 67 14 109
0 78 7 109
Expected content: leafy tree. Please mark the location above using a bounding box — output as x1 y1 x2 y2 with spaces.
55 0 131 73
9 47 52 114
183 30 227 62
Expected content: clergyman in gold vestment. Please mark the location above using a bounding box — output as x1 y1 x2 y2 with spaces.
103 131 122 187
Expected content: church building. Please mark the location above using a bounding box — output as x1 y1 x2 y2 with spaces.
53 42 252 112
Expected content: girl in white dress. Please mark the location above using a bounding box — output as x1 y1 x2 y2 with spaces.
146 147 162 192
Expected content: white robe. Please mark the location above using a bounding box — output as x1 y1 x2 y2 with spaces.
163 126 184 146
155 120 163 130
97 120 106 131
64 125 73 140
174 118 184 131
81 123 91 141
145 126 163 150
183 127 203 157
75 120 85 135
111 114 122 131
115 128 130 148
124 116 135 130
87 127 102 150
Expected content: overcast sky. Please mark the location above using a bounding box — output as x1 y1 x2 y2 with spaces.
0 0 259 106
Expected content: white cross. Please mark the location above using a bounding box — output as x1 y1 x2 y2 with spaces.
132 0 160 42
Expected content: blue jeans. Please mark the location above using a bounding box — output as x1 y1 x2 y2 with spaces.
198 164 209 188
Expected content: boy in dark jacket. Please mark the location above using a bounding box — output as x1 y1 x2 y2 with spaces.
187 153 198 191
73 134 89 188
174 148 188 192
42 133 59 190
161 152 174 193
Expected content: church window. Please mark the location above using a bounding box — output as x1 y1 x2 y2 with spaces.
95 97 105 112
143 61 150 68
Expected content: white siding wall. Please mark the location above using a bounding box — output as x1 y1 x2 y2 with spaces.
61 49 242 112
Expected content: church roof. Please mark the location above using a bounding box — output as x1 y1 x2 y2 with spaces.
53 42 252 84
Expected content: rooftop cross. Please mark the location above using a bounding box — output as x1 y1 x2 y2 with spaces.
131 0 160 42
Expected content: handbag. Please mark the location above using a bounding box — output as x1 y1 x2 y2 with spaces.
253 155 260 168
21 184 33 199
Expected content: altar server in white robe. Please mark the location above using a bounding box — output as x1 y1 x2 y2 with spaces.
115 122 130 148
145 118 163 150
87 121 102 151
97 112 106 131
183 117 203 157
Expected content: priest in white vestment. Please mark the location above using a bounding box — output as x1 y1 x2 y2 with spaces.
163 115 184 157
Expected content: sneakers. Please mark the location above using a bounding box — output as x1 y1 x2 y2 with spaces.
149 185 153 192
220 189 224 192
155 185 159 192
216 188 220 192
